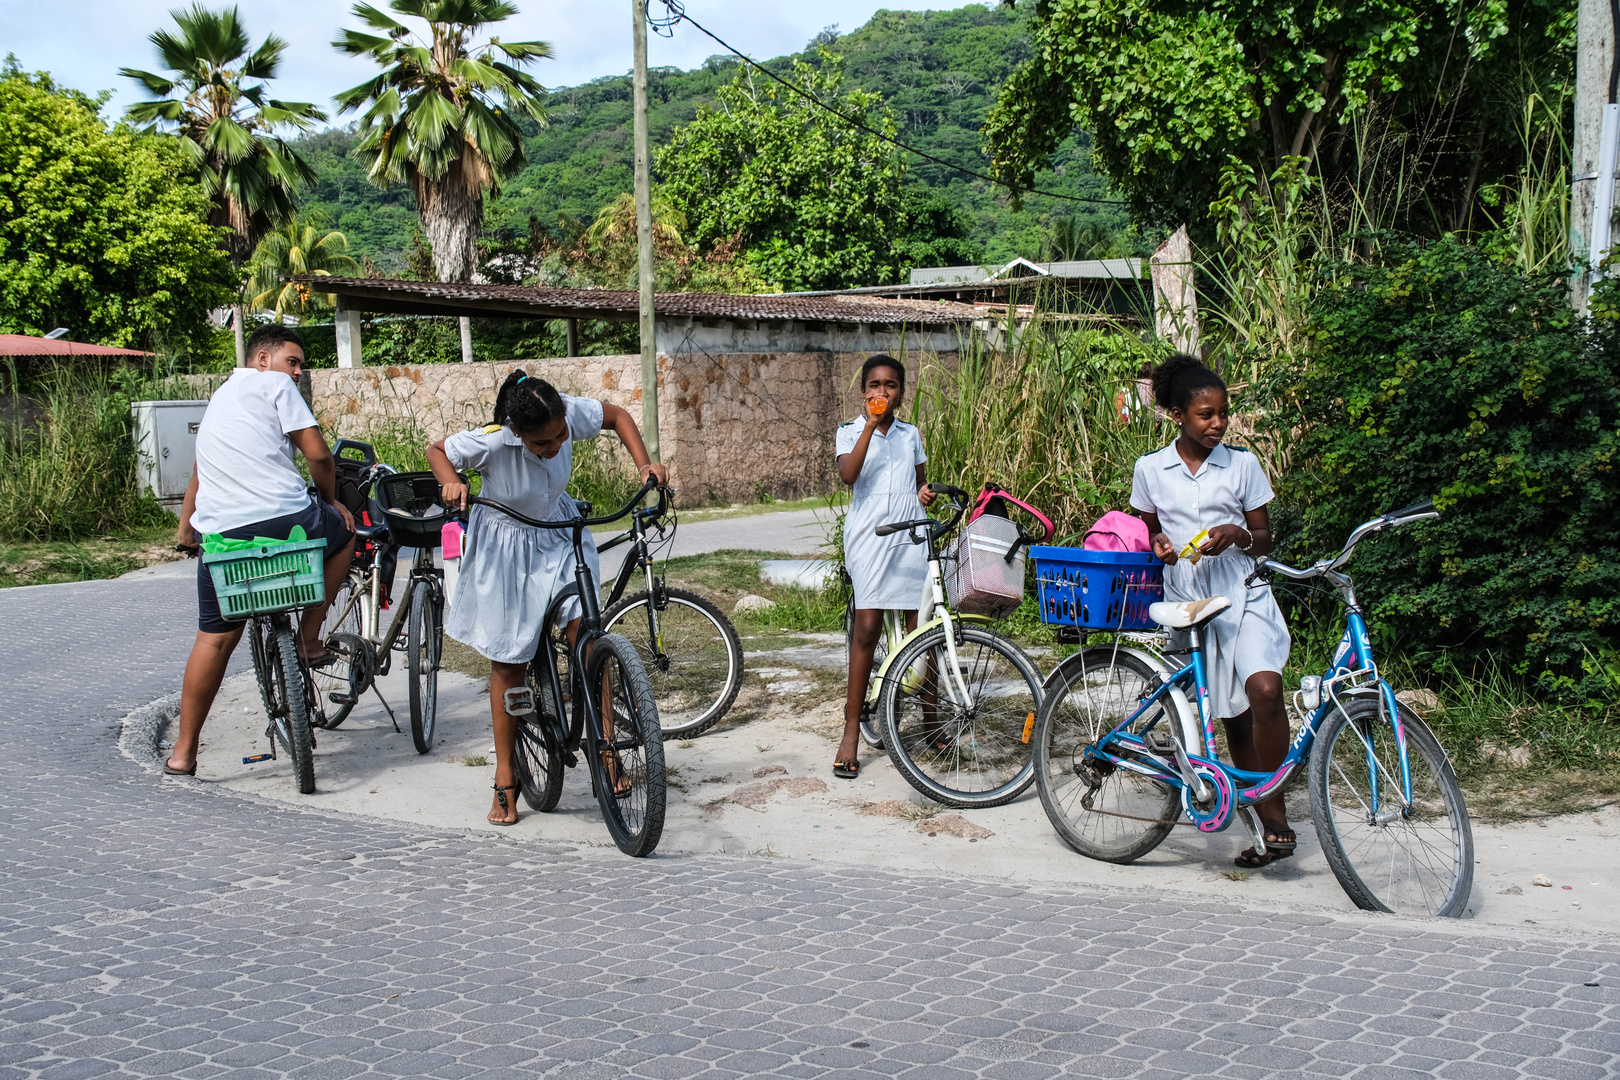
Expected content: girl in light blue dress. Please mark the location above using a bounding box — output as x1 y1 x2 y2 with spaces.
835 355 936 779
1130 354 1294 869
428 371 667 827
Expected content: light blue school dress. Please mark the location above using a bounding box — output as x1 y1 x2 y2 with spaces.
443 395 605 664
837 417 929 610
1130 441 1292 719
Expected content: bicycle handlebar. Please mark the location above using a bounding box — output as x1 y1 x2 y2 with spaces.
468 478 661 531
873 482 970 543
1245 497 1440 588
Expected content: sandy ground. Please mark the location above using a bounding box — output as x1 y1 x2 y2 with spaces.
181 628 1620 937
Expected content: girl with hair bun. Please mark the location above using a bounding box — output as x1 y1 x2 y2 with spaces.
427 370 668 826
1130 353 1295 869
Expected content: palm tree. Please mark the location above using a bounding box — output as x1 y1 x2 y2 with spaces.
333 1 552 284
121 4 325 363
247 215 362 322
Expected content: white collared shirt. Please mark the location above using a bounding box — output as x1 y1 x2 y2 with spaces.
191 368 319 534
1129 441 1273 549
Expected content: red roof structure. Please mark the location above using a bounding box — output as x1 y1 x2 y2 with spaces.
0 335 153 358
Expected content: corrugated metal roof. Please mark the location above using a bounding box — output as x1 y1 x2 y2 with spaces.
296 277 978 326
0 335 153 357
908 258 1143 285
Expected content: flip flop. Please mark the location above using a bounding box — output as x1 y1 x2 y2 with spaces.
162 762 196 777
832 760 859 780
1234 846 1275 869
298 648 341 669
1264 828 1297 859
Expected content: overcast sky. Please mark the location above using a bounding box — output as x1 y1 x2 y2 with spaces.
3 0 975 120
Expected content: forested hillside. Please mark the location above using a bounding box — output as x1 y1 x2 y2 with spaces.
295 4 1126 278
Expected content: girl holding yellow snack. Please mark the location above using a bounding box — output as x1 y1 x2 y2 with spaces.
1130 353 1294 869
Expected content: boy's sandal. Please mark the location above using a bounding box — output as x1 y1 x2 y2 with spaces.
832 760 859 780
162 761 196 777
1234 847 1275 869
488 783 520 826
1265 828 1297 859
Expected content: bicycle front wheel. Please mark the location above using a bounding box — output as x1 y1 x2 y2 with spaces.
602 588 742 738
251 617 316 795
1034 648 1187 863
1309 695 1474 918
585 633 667 856
405 579 440 754
879 625 1042 808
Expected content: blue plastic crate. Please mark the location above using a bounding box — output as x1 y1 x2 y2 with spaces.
1030 545 1164 631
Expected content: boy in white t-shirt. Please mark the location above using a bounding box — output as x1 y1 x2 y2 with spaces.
164 326 356 777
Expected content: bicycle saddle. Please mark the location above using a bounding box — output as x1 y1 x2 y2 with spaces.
1148 595 1232 630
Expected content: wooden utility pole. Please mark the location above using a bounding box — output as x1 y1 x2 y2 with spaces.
1572 0 1617 313
632 0 660 460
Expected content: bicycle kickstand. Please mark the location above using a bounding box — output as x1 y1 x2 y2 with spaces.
372 686 402 733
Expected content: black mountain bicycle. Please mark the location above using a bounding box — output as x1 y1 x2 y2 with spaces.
469 481 668 857
597 486 744 738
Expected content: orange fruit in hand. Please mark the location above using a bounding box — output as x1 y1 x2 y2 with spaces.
869 398 887 416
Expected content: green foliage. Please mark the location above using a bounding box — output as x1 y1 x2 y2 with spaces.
656 56 912 292
1286 238 1620 699
0 366 177 542
986 0 1576 236
294 5 1125 274
0 66 235 356
120 4 324 266
332 0 552 281
246 212 360 320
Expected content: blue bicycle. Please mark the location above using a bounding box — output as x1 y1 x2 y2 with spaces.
1032 500 1475 918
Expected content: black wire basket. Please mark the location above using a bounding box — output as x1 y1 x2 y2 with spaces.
375 471 448 548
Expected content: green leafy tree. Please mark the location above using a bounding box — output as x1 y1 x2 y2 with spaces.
985 0 1575 234
246 214 361 321
0 64 235 355
657 57 916 292
1285 238 1620 699
333 0 552 283
121 4 325 359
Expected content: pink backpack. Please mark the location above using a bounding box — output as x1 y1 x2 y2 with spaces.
1083 511 1150 553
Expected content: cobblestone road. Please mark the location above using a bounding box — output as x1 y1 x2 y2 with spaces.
2 574 1618 1079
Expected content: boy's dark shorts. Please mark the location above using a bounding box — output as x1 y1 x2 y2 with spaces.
197 500 354 633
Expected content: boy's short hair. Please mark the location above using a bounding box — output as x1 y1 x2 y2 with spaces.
860 353 905 391
244 324 306 359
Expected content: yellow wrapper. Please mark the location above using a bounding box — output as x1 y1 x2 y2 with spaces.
1179 528 1212 564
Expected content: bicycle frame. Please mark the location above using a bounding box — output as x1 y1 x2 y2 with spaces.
1081 592 1414 841
866 556 989 709
593 490 673 668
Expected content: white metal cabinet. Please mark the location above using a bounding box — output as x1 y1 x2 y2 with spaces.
131 400 209 506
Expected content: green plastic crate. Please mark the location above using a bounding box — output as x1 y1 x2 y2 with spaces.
202 537 327 619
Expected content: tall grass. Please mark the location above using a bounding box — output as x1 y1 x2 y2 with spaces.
912 315 1175 542
0 366 174 542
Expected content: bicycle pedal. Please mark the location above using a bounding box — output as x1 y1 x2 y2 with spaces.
242 754 272 764
503 687 537 717
1143 730 1178 756
562 749 579 768
329 691 357 706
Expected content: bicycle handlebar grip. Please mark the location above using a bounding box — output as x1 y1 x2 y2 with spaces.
1388 498 1436 518
874 522 903 537
927 482 970 503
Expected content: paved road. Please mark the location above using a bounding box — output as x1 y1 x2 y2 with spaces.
2 568 1619 1078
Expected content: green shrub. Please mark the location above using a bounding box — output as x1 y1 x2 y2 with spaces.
1285 237 1620 699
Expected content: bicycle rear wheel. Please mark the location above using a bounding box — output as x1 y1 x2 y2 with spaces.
602 587 742 738
406 579 440 754
1309 695 1474 918
250 616 316 795
309 570 364 728
585 633 666 856
515 655 565 812
1034 649 1187 863
879 624 1042 808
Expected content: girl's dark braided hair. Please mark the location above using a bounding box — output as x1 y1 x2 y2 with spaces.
1150 353 1226 412
493 369 567 434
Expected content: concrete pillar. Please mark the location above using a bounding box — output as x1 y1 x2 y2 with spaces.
566 318 578 357
1573 0 1617 313
335 305 362 368
459 316 473 363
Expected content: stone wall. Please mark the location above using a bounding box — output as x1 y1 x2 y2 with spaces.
307 350 954 504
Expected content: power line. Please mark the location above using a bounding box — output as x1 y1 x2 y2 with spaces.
643 0 1128 209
